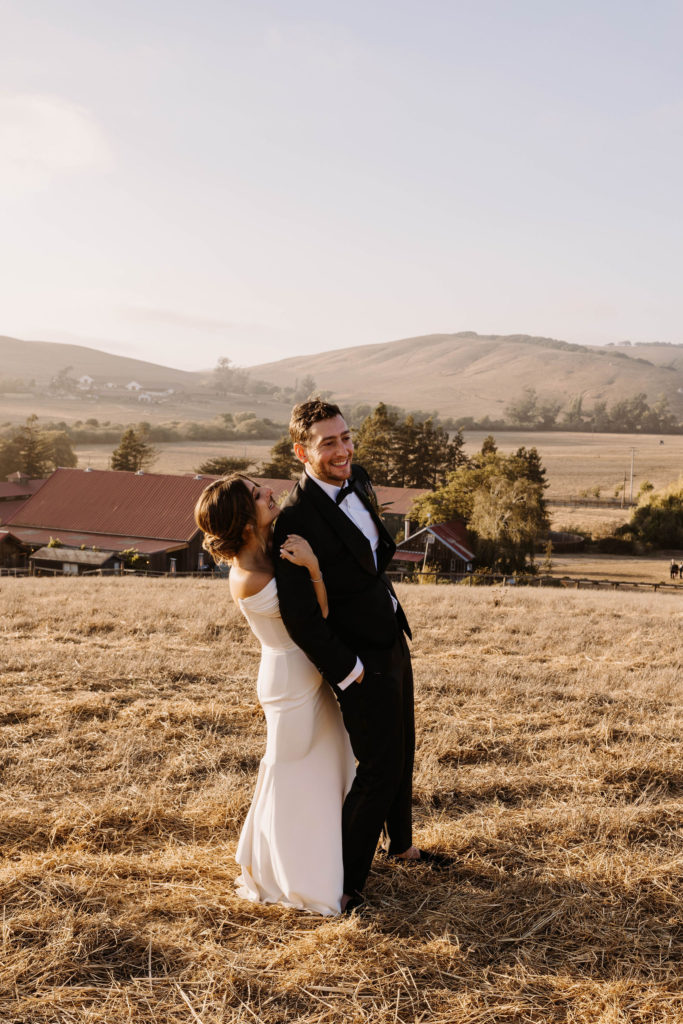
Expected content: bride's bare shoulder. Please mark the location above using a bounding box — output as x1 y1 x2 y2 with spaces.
229 565 274 601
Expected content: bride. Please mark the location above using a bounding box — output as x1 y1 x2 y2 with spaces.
194 474 355 915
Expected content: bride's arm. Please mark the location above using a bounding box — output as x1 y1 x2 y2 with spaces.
279 534 328 618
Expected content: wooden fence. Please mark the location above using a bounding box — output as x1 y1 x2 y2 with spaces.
3 565 682 594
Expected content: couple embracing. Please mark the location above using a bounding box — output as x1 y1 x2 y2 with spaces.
195 400 446 916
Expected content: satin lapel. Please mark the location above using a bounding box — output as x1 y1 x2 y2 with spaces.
351 480 397 574
299 473 377 576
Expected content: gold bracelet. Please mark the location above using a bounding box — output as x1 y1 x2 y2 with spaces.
310 575 323 583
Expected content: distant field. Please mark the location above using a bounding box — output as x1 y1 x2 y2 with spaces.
548 505 632 535
1 580 681 1023
71 431 683 500
74 440 273 474
0 389 292 428
549 551 683 584
464 429 683 496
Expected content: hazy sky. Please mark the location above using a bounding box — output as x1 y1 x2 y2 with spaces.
1 0 682 370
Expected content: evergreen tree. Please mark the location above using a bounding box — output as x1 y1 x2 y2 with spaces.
195 456 252 475
17 415 54 477
258 435 301 478
391 415 419 486
0 415 74 479
110 427 158 472
353 403 398 484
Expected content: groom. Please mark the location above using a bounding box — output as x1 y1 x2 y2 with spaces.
273 399 437 910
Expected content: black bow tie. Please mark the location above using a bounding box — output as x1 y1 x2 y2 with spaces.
335 481 355 505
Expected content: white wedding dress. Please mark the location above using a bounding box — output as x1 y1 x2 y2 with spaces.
235 578 356 915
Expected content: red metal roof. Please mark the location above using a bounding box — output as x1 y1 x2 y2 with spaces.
0 499 34 525
430 522 474 558
392 550 424 563
397 520 475 562
4 468 213 541
374 485 430 516
0 479 46 500
4 526 187 554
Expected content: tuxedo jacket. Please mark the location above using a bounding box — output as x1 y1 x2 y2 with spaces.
272 466 411 688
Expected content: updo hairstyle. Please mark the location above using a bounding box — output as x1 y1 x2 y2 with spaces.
194 474 257 564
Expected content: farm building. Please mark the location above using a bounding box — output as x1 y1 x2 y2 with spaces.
1 468 218 573
391 520 476 577
0 530 28 570
372 485 430 539
0 473 47 526
29 546 120 576
0 468 432 575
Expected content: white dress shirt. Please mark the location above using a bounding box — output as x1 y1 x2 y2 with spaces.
304 467 381 690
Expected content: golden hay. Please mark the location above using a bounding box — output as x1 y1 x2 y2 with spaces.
1 579 681 1023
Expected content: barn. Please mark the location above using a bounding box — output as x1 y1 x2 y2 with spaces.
2 468 216 573
391 520 476 577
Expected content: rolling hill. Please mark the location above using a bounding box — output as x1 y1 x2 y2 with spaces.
250 332 683 420
0 336 197 390
1 331 682 425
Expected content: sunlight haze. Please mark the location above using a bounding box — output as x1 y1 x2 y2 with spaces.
1 0 682 370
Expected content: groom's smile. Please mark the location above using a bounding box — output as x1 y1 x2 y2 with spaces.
295 414 354 487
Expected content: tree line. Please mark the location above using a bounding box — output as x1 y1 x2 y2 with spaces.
477 388 682 434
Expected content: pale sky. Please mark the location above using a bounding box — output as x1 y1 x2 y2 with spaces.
1 0 682 370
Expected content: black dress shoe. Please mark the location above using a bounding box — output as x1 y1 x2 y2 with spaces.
389 848 454 869
341 894 365 915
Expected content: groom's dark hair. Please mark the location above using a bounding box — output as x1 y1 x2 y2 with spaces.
289 399 344 445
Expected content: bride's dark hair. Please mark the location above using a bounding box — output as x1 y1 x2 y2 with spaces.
194 474 257 563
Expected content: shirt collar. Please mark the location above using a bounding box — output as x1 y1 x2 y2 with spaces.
305 465 344 502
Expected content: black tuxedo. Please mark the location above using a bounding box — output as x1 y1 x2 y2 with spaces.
273 465 415 895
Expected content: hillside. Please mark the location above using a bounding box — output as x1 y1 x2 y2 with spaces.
2 332 683 426
251 332 683 420
0 335 197 389
0 335 292 426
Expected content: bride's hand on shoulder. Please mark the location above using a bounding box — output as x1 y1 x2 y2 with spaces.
279 534 320 575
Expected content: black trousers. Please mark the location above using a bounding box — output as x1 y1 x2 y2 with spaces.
335 631 415 895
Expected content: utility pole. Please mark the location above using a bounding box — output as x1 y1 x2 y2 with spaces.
629 447 636 505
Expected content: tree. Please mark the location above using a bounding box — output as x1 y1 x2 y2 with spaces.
411 435 550 572
625 476 683 548
353 404 469 488
44 430 78 469
563 395 585 429
17 415 54 477
505 388 539 428
294 375 318 402
469 475 547 571
353 403 398 484
0 415 75 479
258 435 301 478
212 357 249 395
110 427 158 472
195 456 252 475
505 387 560 429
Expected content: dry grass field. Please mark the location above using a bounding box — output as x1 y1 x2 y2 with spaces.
463 431 683 498
548 553 683 586
72 430 683 502
73 440 273 475
1 579 682 1023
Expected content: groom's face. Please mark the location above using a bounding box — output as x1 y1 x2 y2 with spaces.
295 415 354 487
